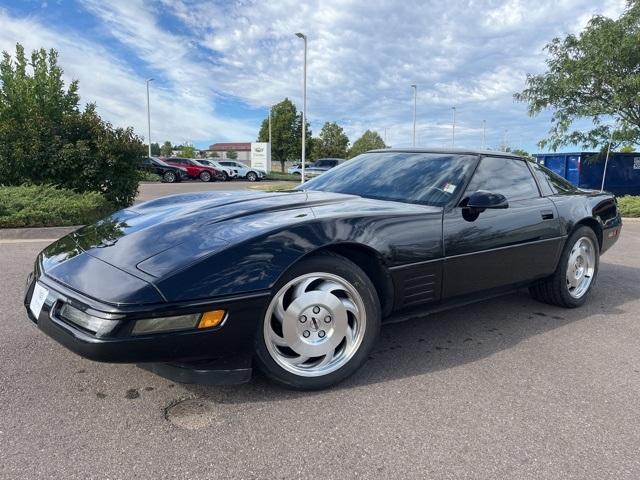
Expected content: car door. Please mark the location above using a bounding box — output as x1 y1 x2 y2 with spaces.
442 156 564 299
141 158 154 174
176 159 197 177
218 161 233 172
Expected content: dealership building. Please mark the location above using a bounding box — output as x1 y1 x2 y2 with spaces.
208 142 252 162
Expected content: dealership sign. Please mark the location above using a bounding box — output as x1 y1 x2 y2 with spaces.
251 142 271 173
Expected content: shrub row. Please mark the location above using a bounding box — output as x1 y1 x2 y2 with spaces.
617 196 640 218
0 185 115 228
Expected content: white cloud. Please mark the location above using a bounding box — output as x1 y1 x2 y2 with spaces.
158 0 626 149
0 0 629 151
0 6 255 146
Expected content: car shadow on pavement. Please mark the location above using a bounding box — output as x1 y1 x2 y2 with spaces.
180 261 639 403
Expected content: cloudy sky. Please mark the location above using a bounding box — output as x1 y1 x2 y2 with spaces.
0 0 626 152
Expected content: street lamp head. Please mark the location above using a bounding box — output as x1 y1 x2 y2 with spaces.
411 84 416 88
146 78 154 83
295 32 306 39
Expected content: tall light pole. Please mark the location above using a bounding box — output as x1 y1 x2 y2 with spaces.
411 84 417 147
451 106 457 147
145 78 154 157
482 120 486 149
268 105 272 146
296 32 307 183
601 125 616 192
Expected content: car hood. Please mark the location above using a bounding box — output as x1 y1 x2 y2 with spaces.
38 189 438 301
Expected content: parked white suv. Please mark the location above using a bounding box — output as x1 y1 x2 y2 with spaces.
218 161 266 182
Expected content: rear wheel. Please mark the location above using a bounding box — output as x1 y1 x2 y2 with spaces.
529 226 599 308
255 254 380 390
246 171 258 182
199 171 212 182
220 171 229 181
163 171 177 183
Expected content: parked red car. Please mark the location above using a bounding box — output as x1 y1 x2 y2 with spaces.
163 157 222 182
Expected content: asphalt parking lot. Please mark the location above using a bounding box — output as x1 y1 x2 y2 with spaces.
136 179 292 203
1 186 639 478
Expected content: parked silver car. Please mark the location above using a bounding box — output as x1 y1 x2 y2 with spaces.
304 158 345 179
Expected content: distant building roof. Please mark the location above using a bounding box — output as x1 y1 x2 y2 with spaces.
209 142 252 151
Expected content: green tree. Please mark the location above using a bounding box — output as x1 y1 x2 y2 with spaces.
515 2 640 151
620 145 636 153
312 122 349 160
160 141 172 156
226 148 238 160
347 130 387 158
179 144 196 158
257 98 311 170
0 44 144 207
503 147 532 158
148 142 160 156
207 151 220 158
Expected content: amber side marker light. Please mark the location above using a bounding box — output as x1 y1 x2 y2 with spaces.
198 310 226 329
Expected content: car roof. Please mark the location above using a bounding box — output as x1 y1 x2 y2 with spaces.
367 147 526 159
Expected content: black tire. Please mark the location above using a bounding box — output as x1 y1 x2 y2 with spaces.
199 171 212 182
254 253 381 390
221 171 229 181
163 170 177 183
246 171 258 182
529 226 600 308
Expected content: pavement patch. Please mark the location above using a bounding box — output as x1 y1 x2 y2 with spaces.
164 398 219 430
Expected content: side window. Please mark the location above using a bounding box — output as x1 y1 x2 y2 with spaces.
531 162 579 194
529 162 554 196
465 157 540 202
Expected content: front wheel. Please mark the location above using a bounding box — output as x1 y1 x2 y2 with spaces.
199 171 212 182
529 226 599 308
163 171 177 183
254 254 381 390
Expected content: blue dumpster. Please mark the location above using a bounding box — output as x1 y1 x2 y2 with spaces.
534 152 640 196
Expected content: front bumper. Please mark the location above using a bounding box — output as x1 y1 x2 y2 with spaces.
24 270 269 366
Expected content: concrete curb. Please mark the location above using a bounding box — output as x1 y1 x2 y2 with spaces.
0 226 80 241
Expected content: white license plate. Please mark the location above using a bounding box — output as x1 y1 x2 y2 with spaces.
29 282 49 318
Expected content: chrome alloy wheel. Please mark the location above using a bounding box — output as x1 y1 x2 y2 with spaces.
566 236 596 299
263 272 367 377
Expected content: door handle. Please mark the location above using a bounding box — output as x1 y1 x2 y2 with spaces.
540 209 554 220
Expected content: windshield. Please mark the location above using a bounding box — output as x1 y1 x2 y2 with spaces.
152 158 171 167
299 152 476 206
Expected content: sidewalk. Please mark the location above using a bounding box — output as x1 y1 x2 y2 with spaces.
0 226 79 242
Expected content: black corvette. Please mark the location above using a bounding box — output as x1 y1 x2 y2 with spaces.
24 149 622 389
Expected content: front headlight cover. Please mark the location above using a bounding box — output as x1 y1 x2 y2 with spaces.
58 303 122 337
131 313 201 335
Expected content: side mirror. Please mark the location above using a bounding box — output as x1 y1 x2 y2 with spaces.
466 190 509 210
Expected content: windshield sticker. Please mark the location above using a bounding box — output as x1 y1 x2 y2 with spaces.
443 183 456 194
